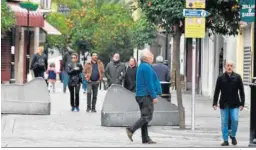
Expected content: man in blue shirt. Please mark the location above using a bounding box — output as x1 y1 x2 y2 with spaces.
126 49 162 144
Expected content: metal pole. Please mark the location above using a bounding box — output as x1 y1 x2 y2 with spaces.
191 38 196 131
165 32 168 60
26 8 30 82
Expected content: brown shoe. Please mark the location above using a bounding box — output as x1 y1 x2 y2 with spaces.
143 139 157 144
126 128 133 142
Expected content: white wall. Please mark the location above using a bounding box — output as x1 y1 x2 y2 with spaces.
169 34 185 76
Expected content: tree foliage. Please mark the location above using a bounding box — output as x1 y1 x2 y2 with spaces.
46 0 157 63
46 12 69 51
1 0 15 34
139 0 240 35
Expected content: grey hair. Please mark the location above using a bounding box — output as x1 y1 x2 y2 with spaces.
156 56 164 63
140 48 151 61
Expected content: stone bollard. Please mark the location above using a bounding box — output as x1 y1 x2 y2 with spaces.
1 78 51 115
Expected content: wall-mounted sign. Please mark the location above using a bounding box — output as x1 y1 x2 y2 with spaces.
240 0 255 22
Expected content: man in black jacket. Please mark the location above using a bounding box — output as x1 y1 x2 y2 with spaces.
213 61 245 146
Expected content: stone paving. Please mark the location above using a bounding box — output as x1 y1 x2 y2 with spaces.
1 82 251 147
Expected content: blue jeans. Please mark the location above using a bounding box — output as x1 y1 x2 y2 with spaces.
220 107 239 141
62 71 69 91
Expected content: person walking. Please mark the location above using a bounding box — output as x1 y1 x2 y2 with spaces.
213 61 245 146
124 57 137 92
46 63 57 93
125 48 162 144
80 72 87 94
83 52 104 112
105 53 126 87
62 46 74 93
152 56 170 82
67 53 83 112
30 46 48 78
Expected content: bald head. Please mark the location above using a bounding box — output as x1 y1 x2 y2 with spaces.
225 60 235 74
140 48 154 64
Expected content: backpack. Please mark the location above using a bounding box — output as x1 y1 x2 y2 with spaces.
37 55 45 68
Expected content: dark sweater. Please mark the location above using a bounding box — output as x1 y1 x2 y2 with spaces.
213 72 245 109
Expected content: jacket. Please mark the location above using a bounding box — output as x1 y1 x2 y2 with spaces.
63 50 73 72
213 72 245 109
152 63 170 82
83 60 104 81
124 66 137 92
67 62 83 86
30 53 48 71
136 61 162 99
105 61 126 85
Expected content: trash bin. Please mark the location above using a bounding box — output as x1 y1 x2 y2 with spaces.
160 81 171 102
249 77 256 147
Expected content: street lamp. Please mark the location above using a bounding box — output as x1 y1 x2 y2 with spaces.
19 1 39 82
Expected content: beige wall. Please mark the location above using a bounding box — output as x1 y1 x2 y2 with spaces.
236 30 244 78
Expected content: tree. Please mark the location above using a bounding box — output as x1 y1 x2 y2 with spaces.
139 0 240 129
1 0 15 35
46 12 69 53
131 15 157 49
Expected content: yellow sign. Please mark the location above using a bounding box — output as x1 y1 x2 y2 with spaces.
186 0 205 9
185 17 205 38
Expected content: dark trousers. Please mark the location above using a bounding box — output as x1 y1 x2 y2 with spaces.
68 84 80 107
87 81 99 110
130 96 154 142
33 69 44 78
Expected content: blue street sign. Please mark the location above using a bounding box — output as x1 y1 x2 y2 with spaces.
183 9 211 17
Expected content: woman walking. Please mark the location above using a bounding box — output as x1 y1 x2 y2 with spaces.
67 53 83 112
124 57 137 92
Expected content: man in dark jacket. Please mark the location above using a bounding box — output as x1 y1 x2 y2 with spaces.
213 61 245 146
62 46 74 93
153 56 170 82
126 49 162 144
105 53 126 87
30 46 48 78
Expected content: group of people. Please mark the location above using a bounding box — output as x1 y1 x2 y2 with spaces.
30 46 246 146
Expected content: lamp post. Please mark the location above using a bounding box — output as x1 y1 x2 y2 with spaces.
19 1 39 82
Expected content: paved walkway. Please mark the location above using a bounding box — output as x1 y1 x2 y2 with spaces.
1 82 250 147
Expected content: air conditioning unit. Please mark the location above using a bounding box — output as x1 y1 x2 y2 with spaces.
40 0 51 10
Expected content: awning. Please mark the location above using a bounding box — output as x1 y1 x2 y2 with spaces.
42 20 62 35
8 2 44 27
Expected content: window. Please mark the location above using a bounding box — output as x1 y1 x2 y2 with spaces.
243 46 252 85
40 0 51 9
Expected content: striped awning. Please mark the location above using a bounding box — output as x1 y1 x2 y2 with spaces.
42 20 62 35
8 2 44 27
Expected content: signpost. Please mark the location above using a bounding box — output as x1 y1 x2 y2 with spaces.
186 0 205 9
184 0 209 131
183 9 210 17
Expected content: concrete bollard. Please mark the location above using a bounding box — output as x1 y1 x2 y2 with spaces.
101 84 179 127
1 78 51 115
